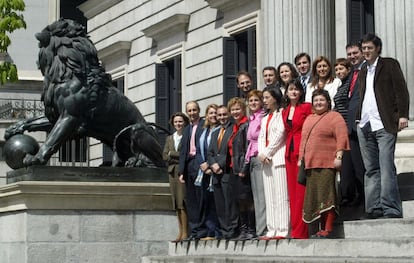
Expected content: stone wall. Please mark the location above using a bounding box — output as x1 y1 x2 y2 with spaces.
0 210 175 263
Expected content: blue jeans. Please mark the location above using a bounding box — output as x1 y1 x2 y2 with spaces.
357 126 402 216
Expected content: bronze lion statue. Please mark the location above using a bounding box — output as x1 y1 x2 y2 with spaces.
4 19 165 168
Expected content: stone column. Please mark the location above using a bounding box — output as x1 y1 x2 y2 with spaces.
261 0 336 68
374 0 414 119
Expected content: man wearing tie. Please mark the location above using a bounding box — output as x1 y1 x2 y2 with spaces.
339 42 366 210
179 101 207 240
207 105 239 239
294 52 312 95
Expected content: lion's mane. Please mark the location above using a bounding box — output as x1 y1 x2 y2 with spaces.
36 19 113 123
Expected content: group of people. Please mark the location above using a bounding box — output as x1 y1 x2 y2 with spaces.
162 33 410 241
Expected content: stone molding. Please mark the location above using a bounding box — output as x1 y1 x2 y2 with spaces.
141 14 190 43
97 41 131 63
205 0 252 12
0 181 172 213
78 0 122 19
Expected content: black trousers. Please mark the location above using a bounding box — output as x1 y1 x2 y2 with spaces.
184 158 207 238
212 173 240 239
340 132 365 205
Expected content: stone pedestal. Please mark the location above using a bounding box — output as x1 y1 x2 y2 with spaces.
0 166 175 263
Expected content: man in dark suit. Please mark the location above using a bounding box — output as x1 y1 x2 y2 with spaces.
356 33 410 219
294 52 312 94
207 105 239 239
178 101 207 240
339 42 366 210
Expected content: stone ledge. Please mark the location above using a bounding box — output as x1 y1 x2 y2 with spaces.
78 0 122 19
0 181 172 212
168 238 414 259
142 14 190 42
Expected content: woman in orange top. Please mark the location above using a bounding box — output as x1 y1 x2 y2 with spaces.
299 89 349 238
282 78 312 239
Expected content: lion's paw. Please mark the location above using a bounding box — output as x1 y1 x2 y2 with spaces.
4 120 26 140
23 153 46 166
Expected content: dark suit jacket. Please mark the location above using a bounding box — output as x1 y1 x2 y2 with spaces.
231 121 249 174
347 63 364 134
357 57 409 134
178 118 205 177
207 121 233 174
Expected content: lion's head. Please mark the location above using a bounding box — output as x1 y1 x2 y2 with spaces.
36 19 113 120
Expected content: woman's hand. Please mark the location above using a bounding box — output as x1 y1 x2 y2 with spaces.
179 174 185 183
238 172 245 178
258 153 271 164
334 158 342 170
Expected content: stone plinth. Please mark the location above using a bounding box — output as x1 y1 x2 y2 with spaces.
0 166 176 263
6 165 168 184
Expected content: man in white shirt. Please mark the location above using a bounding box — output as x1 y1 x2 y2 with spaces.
356 33 409 219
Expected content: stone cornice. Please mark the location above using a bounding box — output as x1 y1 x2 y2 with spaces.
205 0 252 12
97 41 132 62
0 181 172 212
78 0 122 19
141 14 190 42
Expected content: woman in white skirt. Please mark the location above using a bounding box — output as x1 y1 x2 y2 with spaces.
258 85 290 240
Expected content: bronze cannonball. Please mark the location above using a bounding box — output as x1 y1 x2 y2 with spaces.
3 134 40 169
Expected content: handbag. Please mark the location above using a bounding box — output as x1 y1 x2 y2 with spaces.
297 157 306 185
297 113 328 185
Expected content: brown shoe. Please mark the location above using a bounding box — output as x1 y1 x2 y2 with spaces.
200 236 215 241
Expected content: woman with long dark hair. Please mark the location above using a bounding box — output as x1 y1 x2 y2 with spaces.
258 86 289 240
282 78 312 239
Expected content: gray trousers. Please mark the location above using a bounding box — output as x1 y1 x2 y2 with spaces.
249 156 266 235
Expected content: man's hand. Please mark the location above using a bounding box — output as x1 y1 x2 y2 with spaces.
200 162 209 172
399 117 408 131
211 163 221 174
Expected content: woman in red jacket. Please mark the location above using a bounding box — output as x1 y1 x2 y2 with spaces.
282 78 312 239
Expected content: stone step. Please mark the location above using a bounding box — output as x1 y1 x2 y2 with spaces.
143 255 414 263
403 200 414 218
164 237 414 260
337 217 414 239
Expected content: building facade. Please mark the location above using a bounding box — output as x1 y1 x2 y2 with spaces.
78 0 413 166
1 0 413 174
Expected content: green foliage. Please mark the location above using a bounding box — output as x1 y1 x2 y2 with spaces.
0 0 26 84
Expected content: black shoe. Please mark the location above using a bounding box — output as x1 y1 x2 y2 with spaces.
360 211 383 220
230 232 246 241
242 233 256 240
182 235 199 241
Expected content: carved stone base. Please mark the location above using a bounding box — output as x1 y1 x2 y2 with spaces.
6 165 168 184
0 167 175 263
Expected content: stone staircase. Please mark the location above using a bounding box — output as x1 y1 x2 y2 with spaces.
142 200 414 263
142 130 414 262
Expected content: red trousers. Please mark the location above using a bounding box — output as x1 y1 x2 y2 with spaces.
286 155 309 239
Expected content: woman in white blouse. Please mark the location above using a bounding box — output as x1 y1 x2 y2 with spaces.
305 56 341 108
